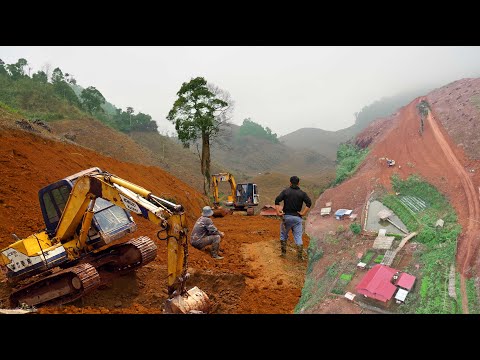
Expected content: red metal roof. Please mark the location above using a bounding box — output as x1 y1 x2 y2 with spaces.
356 264 398 302
396 272 416 290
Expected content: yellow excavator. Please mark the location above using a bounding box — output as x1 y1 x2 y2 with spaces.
0 167 210 314
211 172 259 216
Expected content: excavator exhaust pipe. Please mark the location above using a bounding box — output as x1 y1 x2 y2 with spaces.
164 286 211 314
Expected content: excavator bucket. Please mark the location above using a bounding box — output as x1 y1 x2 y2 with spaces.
212 206 230 218
164 286 211 314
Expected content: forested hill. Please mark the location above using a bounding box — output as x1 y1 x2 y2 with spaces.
0 58 158 134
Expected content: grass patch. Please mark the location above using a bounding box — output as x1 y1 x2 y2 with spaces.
323 232 338 245
384 174 461 313
0 100 22 114
333 143 369 186
331 271 354 295
382 196 419 232
306 240 323 275
374 254 384 264
361 250 375 264
295 261 337 313
467 278 480 314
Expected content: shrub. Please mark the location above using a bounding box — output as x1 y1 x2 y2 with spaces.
350 223 362 234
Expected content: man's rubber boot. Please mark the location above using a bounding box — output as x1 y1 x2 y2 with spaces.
211 243 224 260
297 244 304 261
280 240 287 257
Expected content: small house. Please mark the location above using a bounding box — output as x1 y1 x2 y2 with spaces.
320 207 332 216
378 209 393 221
334 209 353 220
395 272 416 291
356 264 398 302
395 288 409 304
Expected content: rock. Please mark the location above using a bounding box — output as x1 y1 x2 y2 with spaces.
114 301 122 308
277 279 283 286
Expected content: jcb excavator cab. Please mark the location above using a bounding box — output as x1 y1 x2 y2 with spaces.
39 167 137 248
235 183 259 207
211 172 259 216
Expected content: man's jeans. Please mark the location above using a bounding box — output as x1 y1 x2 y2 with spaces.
191 234 221 250
280 215 303 245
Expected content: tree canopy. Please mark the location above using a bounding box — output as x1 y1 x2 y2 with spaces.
167 76 230 194
0 58 159 134
80 86 106 114
238 118 279 143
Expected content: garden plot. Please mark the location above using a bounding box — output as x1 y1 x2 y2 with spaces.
399 195 427 213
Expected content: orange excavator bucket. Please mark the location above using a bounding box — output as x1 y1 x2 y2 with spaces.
212 206 231 218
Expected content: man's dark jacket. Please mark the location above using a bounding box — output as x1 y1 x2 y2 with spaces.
275 185 312 217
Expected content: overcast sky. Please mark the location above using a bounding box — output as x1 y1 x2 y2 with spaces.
2 46 480 136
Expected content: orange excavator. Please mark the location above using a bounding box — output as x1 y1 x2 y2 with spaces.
0 167 210 313
211 172 259 216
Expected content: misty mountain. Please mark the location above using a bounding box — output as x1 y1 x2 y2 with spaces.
210 123 334 180
280 87 434 160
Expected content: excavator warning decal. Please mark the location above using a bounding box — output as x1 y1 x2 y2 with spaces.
119 194 142 214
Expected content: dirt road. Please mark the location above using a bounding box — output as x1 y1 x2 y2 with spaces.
426 108 480 313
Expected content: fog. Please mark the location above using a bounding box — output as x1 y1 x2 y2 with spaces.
2 46 480 136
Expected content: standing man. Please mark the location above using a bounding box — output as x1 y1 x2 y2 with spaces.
190 206 225 260
275 175 312 261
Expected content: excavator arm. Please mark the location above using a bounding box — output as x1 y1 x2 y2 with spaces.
211 172 236 207
55 170 189 297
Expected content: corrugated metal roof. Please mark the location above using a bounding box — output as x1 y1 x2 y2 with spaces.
395 288 409 302
321 207 332 215
396 272 416 290
377 209 393 220
356 264 398 302
335 209 352 216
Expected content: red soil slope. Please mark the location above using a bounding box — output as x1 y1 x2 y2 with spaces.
0 126 308 313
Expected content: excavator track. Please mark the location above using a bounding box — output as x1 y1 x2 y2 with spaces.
8 237 157 308
9 263 101 308
91 236 157 274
